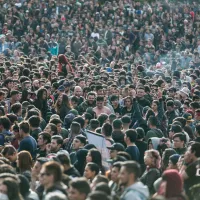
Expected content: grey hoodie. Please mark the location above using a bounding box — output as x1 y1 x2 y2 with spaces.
120 181 149 200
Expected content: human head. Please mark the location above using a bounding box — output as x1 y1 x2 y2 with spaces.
68 178 91 200
0 177 22 200
70 122 81 136
73 135 87 150
84 162 99 180
107 143 125 159
119 161 141 187
111 162 121 183
89 119 99 131
124 129 137 145
166 100 174 112
40 161 63 188
147 116 158 128
19 121 30 137
144 149 161 169
112 119 122 130
96 96 104 109
172 133 186 149
1 145 17 163
49 118 63 134
168 154 180 170
44 123 58 136
0 116 11 131
74 86 82 97
17 151 32 172
136 87 145 98
184 142 200 164
101 123 112 137
38 132 51 147
169 124 182 140
50 135 63 153
32 157 49 176
162 148 177 170
28 115 40 128
86 149 102 167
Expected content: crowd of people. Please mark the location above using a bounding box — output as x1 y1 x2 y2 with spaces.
0 0 200 200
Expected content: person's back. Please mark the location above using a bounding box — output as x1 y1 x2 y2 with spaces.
19 135 37 159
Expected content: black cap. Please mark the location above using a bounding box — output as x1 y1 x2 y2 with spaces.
107 143 125 151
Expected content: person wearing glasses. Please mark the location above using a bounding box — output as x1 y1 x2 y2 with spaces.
39 161 67 199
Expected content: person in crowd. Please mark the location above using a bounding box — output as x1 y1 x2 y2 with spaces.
141 149 161 195
168 154 180 171
37 132 51 158
172 133 187 155
68 178 91 200
57 153 80 178
86 148 105 175
0 177 23 200
47 135 64 154
124 129 140 161
70 135 87 164
18 121 37 159
39 161 67 199
84 162 99 183
17 150 33 181
119 161 149 200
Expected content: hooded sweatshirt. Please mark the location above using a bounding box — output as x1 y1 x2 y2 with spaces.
120 181 149 200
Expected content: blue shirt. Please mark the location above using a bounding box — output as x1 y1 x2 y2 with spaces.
18 136 37 159
126 145 140 161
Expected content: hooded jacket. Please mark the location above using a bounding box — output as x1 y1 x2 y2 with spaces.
120 181 149 200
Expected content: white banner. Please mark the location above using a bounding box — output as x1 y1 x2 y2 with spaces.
86 130 110 169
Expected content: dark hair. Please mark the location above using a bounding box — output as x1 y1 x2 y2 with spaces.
87 191 111 200
121 161 141 179
94 175 108 185
113 119 122 129
49 118 62 125
0 116 11 130
43 161 63 182
19 121 30 134
148 116 158 127
89 119 99 130
39 132 51 144
170 124 182 133
73 116 85 128
136 127 145 140
125 129 137 143
112 161 122 171
162 148 177 170
98 114 108 127
36 157 49 165
70 178 91 196
57 153 71 166
2 145 16 157
51 135 63 146
96 96 104 102
95 183 111 195
195 123 200 135
173 117 186 128
0 164 16 174
2 178 23 200
102 123 112 137
86 162 99 176
70 121 81 135
88 149 104 174
190 142 200 158
11 103 22 114
28 115 40 127
36 88 47 100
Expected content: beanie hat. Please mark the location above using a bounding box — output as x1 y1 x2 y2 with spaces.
169 154 180 165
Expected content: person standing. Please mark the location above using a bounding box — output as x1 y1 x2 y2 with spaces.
119 161 149 200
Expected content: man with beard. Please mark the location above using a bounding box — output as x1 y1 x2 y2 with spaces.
119 161 149 200
46 135 64 154
78 92 96 115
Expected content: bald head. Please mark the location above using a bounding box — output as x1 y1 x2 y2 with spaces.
74 86 82 97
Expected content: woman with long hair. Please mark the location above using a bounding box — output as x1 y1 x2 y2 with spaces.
0 177 23 200
58 54 74 76
17 151 33 182
33 88 48 120
141 149 161 195
86 148 105 175
55 94 72 121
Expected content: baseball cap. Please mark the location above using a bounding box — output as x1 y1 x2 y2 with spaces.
107 143 125 151
183 112 194 122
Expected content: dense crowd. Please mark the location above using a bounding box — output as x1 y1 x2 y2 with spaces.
0 0 200 200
